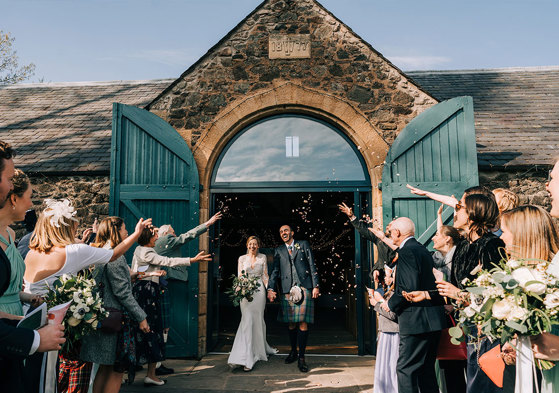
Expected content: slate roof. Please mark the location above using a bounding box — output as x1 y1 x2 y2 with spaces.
0 67 558 174
0 79 173 174
408 66 559 169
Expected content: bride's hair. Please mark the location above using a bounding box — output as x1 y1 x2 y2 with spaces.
246 235 261 248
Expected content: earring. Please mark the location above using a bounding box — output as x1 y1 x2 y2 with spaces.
12 204 15 210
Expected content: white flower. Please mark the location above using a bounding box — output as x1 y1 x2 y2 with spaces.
509 306 528 321
68 316 81 327
464 306 477 318
544 292 559 309
43 199 78 228
492 299 513 320
475 272 493 287
73 292 83 303
507 259 521 269
512 267 547 295
484 286 505 298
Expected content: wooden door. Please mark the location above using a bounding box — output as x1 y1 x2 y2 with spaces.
382 96 479 246
110 103 200 357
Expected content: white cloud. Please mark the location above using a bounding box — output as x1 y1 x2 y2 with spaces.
387 55 452 70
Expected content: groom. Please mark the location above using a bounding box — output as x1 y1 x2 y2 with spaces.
267 225 320 372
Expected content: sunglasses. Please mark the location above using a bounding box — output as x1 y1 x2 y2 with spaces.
454 202 464 212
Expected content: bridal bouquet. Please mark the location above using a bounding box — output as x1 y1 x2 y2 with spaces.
451 257 559 370
226 271 261 306
44 271 107 352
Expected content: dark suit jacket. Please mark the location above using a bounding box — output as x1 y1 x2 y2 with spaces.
387 237 446 335
0 248 35 393
268 240 319 294
351 218 397 271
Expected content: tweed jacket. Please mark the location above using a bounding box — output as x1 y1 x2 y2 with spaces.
268 240 319 294
153 223 207 281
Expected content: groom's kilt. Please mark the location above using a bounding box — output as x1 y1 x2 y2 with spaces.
278 287 314 323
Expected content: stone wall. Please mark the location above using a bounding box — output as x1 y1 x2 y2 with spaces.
479 168 550 208
12 174 110 239
148 0 436 146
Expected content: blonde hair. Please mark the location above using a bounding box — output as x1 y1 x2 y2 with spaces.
29 204 78 253
246 235 261 248
493 188 519 213
91 217 124 248
501 205 559 261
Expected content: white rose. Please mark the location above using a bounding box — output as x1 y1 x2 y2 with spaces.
512 267 547 295
544 292 559 309
492 299 513 320
68 316 81 326
508 306 528 321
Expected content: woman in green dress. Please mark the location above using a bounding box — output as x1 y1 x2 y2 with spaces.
0 169 37 316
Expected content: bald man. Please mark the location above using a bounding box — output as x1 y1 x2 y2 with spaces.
383 217 446 393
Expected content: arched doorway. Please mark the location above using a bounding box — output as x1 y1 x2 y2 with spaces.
207 114 375 355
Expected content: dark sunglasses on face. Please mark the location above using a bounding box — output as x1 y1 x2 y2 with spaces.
454 202 463 212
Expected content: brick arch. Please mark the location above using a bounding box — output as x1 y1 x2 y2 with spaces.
193 82 390 192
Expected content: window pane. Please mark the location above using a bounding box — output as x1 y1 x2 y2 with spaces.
214 116 366 182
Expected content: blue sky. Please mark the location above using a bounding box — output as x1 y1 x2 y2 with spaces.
2 0 558 83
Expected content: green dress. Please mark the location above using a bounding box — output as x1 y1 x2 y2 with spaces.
0 232 25 315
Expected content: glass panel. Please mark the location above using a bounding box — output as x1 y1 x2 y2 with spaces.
214 116 366 182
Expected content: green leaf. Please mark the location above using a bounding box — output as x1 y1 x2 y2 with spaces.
505 320 528 334
492 272 506 283
449 326 464 338
466 287 486 295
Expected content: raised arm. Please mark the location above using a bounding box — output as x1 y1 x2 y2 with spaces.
406 184 459 208
111 218 152 262
437 204 444 230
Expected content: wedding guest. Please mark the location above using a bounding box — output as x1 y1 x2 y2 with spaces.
17 209 37 259
23 199 151 393
80 217 153 393
228 236 277 371
0 169 39 316
406 194 505 393
153 211 221 376
492 188 519 214
267 225 320 373
132 225 211 386
368 267 398 393
383 217 446 393
338 202 397 283
431 224 467 393
0 140 66 393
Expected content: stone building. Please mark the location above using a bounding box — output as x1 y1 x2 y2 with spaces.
1 0 558 357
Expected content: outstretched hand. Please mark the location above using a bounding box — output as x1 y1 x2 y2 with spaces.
135 218 153 234
337 202 353 218
406 184 428 196
191 251 212 263
206 212 223 227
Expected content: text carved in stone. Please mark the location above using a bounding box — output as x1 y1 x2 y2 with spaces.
268 35 311 59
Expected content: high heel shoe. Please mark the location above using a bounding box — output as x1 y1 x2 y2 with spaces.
144 376 166 386
243 366 252 372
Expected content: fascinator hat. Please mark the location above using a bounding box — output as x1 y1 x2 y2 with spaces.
43 199 78 228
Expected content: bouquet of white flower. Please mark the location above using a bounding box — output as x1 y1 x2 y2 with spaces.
44 271 107 352
225 271 261 307
452 258 559 370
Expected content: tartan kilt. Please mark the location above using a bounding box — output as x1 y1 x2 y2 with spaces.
278 287 314 323
160 284 171 329
57 353 93 393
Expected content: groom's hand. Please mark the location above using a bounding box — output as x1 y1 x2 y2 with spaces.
312 288 320 299
267 290 276 302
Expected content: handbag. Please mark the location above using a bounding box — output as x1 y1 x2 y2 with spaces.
96 265 124 333
437 315 467 360
478 343 505 388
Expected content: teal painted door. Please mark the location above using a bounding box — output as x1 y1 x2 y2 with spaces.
382 96 478 246
110 103 200 357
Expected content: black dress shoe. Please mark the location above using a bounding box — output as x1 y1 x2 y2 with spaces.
298 358 309 373
155 364 174 376
285 350 298 364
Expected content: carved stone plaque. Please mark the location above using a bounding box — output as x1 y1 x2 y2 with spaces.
268 35 311 59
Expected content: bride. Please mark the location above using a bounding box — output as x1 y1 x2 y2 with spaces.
228 236 277 371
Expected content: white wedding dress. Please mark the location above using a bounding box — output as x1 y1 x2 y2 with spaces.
228 253 277 370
